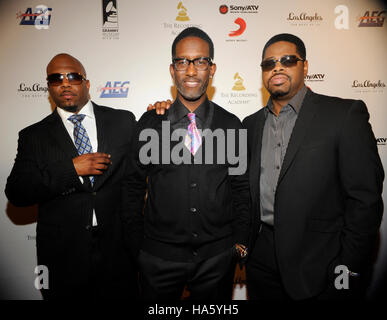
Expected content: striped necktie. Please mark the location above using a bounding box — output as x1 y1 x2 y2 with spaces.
184 113 202 155
68 114 94 184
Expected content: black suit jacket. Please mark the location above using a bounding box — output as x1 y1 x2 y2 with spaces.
243 89 384 300
5 102 137 298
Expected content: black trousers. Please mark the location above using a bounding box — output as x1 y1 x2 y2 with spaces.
246 223 291 300
41 227 138 300
246 223 366 300
138 248 236 300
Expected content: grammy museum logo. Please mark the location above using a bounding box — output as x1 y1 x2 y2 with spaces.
102 0 119 40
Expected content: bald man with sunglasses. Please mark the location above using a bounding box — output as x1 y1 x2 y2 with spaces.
5 53 139 300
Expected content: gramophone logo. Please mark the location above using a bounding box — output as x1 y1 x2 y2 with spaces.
232 73 246 91
176 1 189 21
102 0 119 39
162 1 202 36
16 5 52 29
220 73 257 105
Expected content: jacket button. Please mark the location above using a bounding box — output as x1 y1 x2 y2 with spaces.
85 225 92 231
192 250 198 256
192 232 198 238
190 183 197 188
190 207 197 213
92 192 97 196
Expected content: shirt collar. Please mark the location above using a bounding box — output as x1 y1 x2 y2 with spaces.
266 85 307 115
169 96 210 124
57 100 95 123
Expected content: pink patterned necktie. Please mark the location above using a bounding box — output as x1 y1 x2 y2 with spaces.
185 113 202 155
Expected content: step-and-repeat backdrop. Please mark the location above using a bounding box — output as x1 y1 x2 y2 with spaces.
0 0 386 299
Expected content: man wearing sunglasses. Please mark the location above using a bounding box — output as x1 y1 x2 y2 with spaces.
148 32 384 300
242 33 384 300
5 53 138 299
122 27 250 300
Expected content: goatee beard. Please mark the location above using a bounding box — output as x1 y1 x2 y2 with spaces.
270 90 289 99
60 105 79 113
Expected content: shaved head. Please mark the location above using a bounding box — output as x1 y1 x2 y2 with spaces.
47 53 86 77
46 53 90 113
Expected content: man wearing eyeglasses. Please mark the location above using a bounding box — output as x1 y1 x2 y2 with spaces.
121 27 250 300
242 33 384 300
5 53 139 300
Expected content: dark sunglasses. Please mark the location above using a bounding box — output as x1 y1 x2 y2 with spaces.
46 72 87 86
260 55 305 71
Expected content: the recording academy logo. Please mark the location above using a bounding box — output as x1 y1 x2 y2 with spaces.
287 12 323 26
163 1 202 36
219 4 259 14
17 82 48 98
358 10 385 27
232 73 246 91
351 80 385 93
98 81 130 98
305 73 325 82
221 73 257 105
176 1 189 21
27 235 36 241
102 0 119 40
377 137 387 146
16 5 52 29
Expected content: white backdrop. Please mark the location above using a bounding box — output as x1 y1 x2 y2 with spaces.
0 0 386 299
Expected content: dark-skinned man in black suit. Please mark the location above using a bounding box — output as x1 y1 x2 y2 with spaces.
5 53 138 300
242 33 384 300
148 33 384 301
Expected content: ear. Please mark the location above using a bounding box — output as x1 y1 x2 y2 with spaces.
209 63 216 78
303 60 308 78
86 79 90 90
170 64 175 82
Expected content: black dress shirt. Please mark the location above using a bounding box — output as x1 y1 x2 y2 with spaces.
122 97 250 262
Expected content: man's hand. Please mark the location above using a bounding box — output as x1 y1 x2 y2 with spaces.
72 153 112 176
147 99 173 115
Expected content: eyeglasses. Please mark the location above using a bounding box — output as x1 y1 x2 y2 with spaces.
172 57 213 71
46 72 87 86
260 55 305 72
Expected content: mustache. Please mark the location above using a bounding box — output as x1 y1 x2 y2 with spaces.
184 77 202 82
60 90 77 96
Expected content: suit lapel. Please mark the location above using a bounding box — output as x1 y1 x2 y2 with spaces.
249 110 266 204
47 109 92 190
46 109 79 158
92 102 111 189
277 89 318 185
